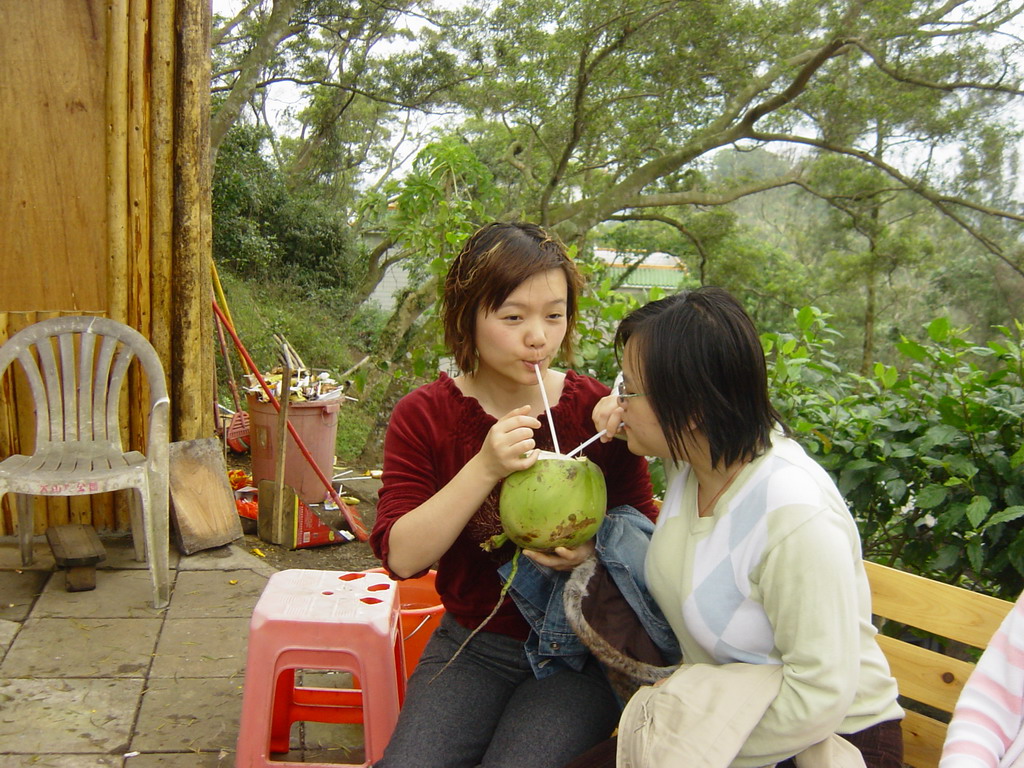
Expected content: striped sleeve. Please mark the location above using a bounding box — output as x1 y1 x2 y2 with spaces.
939 591 1024 768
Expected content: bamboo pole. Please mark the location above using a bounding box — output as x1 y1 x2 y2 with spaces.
198 0 214 441
106 0 129 327
150 0 175 374
123 0 152 534
172 0 213 442
129 0 151 344
149 0 177 530
0 312 13 535
107 0 130 530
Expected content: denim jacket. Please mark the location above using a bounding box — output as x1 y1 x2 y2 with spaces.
497 505 681 680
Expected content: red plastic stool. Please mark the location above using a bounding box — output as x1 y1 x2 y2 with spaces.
235 569 406 767
367 568 445 674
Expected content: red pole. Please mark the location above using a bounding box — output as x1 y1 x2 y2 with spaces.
212 299 368 541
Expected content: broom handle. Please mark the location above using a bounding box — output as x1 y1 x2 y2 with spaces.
213 306 243 413
212 299 368 541
274 351 291 537
211 262 252 375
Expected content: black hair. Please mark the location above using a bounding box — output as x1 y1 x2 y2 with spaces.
615 287 787 467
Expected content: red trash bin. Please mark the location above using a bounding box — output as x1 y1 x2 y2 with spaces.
247 393 340 504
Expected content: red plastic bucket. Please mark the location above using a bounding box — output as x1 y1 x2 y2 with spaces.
368 568 444 675
247 393 340 503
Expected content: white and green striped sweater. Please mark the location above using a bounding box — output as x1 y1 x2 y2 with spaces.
646 433 903 767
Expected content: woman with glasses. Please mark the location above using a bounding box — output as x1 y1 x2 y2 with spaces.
575 286 904 767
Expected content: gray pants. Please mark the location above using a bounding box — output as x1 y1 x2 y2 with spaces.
375 613 620 768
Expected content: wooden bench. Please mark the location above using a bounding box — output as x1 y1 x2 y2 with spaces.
864 560 1015 768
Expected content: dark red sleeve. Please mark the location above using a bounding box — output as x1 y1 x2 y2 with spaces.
369 386 445 577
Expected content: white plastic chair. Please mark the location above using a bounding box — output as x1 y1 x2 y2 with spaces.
0 316 171 608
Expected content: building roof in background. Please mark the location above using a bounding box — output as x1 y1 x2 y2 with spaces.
592 247 689 290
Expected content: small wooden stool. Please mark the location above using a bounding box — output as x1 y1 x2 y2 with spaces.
45 524 106 592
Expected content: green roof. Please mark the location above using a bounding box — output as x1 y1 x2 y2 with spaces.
605 265 689 289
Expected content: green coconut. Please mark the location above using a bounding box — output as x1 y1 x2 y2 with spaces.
435 451 607 682
490 450 607 552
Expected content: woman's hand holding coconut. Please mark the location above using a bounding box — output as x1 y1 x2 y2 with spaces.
383 404 541 579
476 404 542 480
521 540 596 570
468 404 602 573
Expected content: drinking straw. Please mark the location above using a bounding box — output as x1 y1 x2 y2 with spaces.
565 429 607 458
534 363 561 454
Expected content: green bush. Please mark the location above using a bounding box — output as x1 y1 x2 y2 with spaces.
765 309 1024 598
213 124 357 288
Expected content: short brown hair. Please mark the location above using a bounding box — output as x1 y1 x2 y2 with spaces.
442 222 584 373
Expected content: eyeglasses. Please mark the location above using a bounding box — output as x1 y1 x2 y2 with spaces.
617 381 646 404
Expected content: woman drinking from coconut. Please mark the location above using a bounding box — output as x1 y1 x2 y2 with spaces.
566 287 904 767
369 221 668 768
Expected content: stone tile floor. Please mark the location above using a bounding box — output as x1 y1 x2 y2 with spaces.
0 535 368 767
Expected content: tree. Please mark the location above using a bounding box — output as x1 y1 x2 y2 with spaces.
211 0 1024 461
439 0 1022 276
210 0 462 177
212 123 358 288
214 1 1023 320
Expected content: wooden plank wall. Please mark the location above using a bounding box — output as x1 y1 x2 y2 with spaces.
0 0 213 536
0 3 107 313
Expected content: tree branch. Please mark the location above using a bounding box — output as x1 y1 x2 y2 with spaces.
749 130 1024 278
540 12 662 225
210 0 304 157
616 173 806 210
539 3 680 226
211 0 263 48
548 26 869 240
740 37 854 130
233 74 477 112
849 38 1024 96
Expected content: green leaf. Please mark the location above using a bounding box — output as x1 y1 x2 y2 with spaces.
918 424 961 451
966 496 991 528
796 306 816 331
931 545 961 571
981 505 1024 530
945 454 978 479
915 484 949 509
928 317 951 343
882 365 898 389
896 340 928 361
966 537 984 573
844 458 877 471
884 478 908 503
1011 443 1024 469
1009 532 1024 576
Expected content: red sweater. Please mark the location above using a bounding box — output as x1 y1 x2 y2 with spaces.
370 371 657 639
